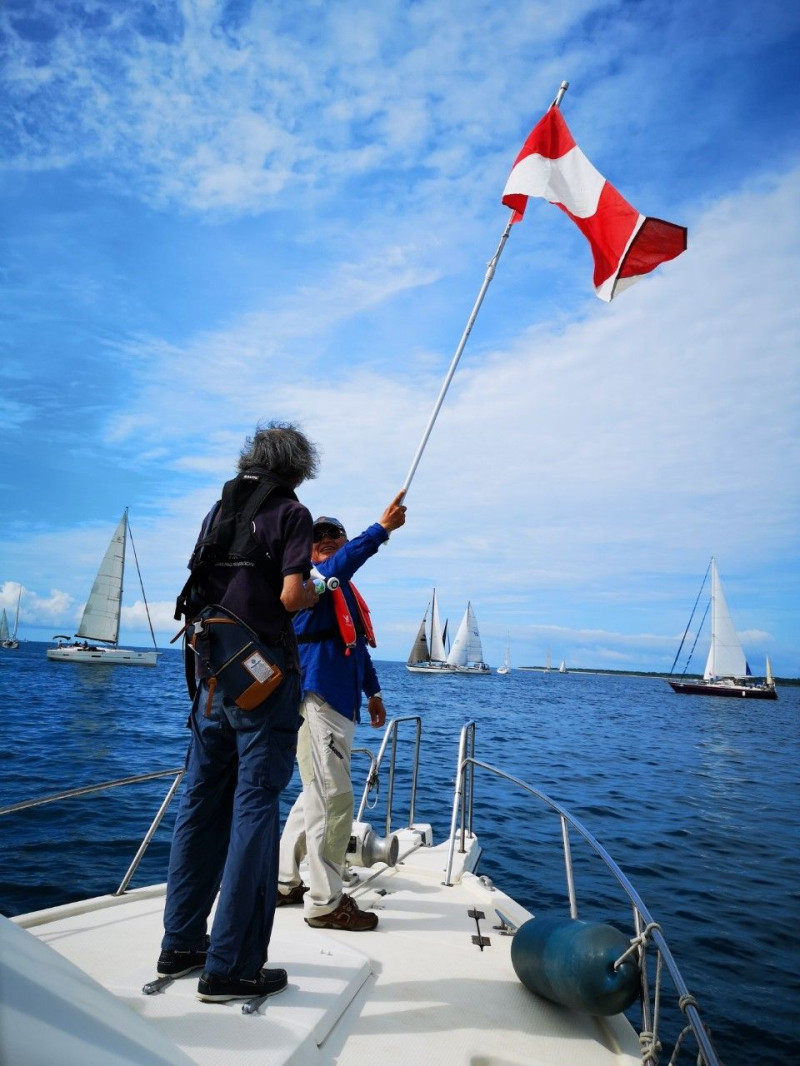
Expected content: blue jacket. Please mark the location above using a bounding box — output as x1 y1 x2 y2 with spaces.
293 523 388 720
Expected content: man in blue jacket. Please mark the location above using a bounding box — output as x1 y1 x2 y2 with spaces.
277 491 407 930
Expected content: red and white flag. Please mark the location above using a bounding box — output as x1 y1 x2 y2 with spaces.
502 107 687 301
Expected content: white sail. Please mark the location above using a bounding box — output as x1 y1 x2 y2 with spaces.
429 590 447 663
703 558 748 680
76 513 127 645
1 588 22 648
765 655 774 687
497 633 511 673
447 603 485 668
558 660 567 674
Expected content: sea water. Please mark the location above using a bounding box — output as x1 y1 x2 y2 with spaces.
1 642 797 1065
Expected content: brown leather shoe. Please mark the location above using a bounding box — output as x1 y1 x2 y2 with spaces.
305 893 378 931
276 883 308 907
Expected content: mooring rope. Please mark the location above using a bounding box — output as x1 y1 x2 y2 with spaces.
614 921 662 969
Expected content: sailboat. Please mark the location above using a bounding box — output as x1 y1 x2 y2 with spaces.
558 659 568 674
1 587 21 649
47 510 160 667
668 557 777 700
497 632 511 674
406 589 455 673
446 602 490 674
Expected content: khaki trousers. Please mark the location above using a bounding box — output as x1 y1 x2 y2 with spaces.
278 693 355 918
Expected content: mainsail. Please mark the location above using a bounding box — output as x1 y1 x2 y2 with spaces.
429 590 447 662
447 603 485 668
75 513 127 645
703 558 749 680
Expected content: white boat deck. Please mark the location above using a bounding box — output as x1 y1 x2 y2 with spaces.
7 829 641 1066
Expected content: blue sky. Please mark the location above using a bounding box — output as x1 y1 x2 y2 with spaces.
1 0 799 675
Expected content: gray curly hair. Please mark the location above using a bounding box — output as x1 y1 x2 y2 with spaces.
238 420 320 486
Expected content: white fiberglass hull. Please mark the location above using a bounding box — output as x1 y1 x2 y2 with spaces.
1 715 722 1066
6 830 642 1066
47 645 160 667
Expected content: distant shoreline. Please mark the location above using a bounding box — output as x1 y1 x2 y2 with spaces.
514 666 800 685
13 641 799 685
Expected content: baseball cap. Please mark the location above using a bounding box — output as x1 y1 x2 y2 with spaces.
313 516 347 538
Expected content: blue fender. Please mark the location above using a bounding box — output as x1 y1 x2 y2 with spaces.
511 915 639 1016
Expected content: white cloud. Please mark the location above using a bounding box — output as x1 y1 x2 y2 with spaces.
0 0 646 214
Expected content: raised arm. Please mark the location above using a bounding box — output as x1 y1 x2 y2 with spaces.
378 490 407 533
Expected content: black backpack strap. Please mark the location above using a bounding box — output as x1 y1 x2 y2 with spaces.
226 475 280 563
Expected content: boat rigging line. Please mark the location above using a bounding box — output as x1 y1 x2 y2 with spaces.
125 510 159 652
668 558 711 676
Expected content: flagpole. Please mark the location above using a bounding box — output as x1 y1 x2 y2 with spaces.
551 80 569 109
399 82 569 496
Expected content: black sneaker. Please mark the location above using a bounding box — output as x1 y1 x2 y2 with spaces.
157 941 209 978
196 968 288 1002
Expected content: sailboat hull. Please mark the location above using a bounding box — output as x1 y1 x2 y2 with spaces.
406 661 456 674
668 679 777 700
47 645 159 667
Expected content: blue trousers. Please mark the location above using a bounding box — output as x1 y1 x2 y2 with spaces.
162 661 301 979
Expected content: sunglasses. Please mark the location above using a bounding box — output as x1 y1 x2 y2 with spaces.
313 525 344 541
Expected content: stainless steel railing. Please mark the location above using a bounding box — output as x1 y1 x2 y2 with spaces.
445 722 720 1066
355 715 422 834
0 768 185 896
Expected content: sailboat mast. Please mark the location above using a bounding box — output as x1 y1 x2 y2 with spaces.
117 509 128 646
705 557 718 679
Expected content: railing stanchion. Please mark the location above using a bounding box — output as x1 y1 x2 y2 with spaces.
116 771 185 895
560 815 578 919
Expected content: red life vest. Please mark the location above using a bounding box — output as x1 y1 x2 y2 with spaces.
331 582 376 656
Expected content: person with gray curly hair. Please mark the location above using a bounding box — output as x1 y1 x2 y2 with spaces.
158 420 321 1004
238 420 320 485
